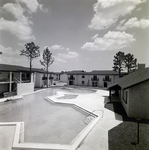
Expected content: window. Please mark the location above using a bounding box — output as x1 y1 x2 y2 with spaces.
93 75 97 79
82 81 85 84
26 73 30 78
122 90 128 104
82 75 85 78
22 73 25 78
105 76 109 80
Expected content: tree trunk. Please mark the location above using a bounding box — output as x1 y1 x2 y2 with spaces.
30 60 32 82
128 67 130 74
119 68 121 78
47 67 48 87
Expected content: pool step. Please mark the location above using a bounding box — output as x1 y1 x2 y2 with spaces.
84 116 95 125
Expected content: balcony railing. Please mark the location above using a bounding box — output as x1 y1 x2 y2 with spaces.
0 78 10 82
103 78 111 82
68 77 75 80
49 77 53 80
91 77 99 81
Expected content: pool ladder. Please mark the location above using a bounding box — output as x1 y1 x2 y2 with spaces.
84 115 96 124
84 110 104 125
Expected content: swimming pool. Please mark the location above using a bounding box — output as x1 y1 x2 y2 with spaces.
0 88 90 144
0 87 100 149
59 87 96 94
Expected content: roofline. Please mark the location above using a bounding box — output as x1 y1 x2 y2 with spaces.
67 71 119 75
123 79 149 90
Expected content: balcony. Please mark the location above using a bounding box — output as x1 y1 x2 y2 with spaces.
68 77 75 80
0 78 10 82
0 78 15 84
91 77 99 81
49 77 53 80
103 78 111 82
42 77 47 80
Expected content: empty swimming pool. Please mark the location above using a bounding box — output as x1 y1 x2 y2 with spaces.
0 88 92 144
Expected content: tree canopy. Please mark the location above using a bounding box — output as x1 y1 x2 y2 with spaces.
113 51 125 77
124 53 137 73
113 51 137 77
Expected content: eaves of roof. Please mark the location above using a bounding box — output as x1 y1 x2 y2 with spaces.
67 70 119 75
108 67 149 89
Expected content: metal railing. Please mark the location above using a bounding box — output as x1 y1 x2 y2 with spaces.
68 77 75 80
103 78 111 82
91 77 99 81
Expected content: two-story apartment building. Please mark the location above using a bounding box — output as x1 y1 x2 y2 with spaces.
67 70 119 87
0 64 36 97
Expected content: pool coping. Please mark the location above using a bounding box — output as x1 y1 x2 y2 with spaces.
0 88 103 150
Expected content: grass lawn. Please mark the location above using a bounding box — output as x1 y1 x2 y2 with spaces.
105 102 149 150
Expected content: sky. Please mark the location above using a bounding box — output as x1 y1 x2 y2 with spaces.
0 0 149 72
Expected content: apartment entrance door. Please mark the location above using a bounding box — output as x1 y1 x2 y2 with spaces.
69 81 74 85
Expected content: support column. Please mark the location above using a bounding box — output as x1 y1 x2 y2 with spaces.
20 72 22 83
9 72 12 92
31 73 34 83
109 88 111 102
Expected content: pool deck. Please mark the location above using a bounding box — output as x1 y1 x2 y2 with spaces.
0 88 123 150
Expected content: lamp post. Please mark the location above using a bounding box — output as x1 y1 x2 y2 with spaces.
131 118 141 145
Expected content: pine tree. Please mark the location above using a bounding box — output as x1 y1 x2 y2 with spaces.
40 47 54 87
20 42 40 82
113 51 125 77
124 53 137 73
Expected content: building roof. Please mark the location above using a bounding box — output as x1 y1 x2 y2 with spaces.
67 70 119 75
108 67 149 89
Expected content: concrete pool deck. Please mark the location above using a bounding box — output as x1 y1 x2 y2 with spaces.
0 88 123 150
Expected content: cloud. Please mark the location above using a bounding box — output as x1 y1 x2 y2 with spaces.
17 0 48 13
58 51 79 59
0 17 35 41
0 45 36 67
2 3 24 19
0 45 19 56
0 0 48 41
0 2 35 41
116 17 149 30
91 34 98 40
54 57 67 63
89 0 146 30
81 31 135 51
54 51 79 64
44 45 70 51
0 45 22 65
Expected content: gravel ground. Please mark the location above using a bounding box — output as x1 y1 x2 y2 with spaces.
105 102 149 150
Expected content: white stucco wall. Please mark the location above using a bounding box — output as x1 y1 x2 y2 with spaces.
67 74 118 87
60 74 67 82
34 73 44 88
17 82 34 95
